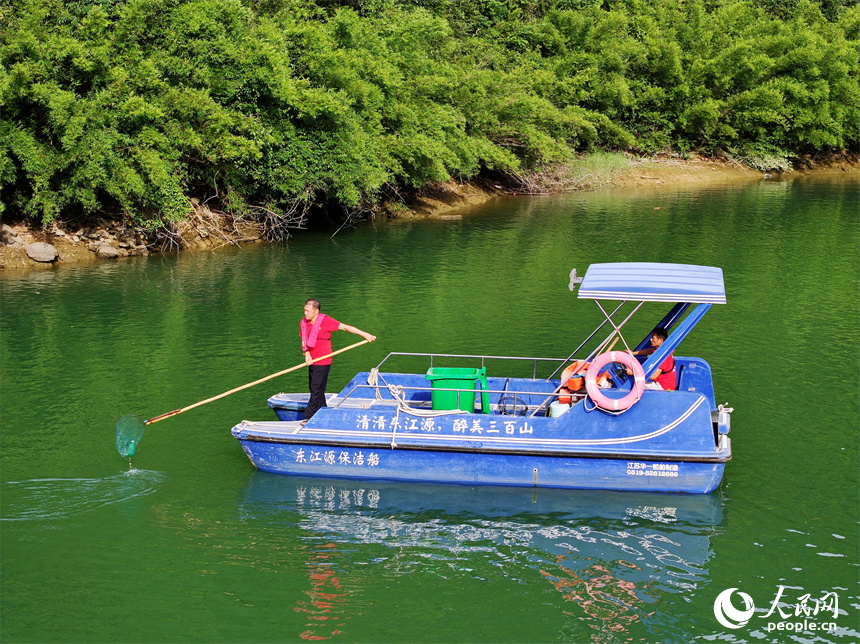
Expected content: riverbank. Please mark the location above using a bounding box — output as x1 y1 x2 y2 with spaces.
2 152 857 272
398 152 859 218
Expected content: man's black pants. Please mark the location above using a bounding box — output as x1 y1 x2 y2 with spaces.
305 364 331 420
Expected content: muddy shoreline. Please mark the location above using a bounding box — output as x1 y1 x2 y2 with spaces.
2 153 857 273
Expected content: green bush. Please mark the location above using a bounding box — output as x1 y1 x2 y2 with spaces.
1 0 857 227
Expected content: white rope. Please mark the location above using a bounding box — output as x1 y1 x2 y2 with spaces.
368 368 384 400
387 384 469 417
583 395 631 416
386 383 468 448
367 371 471 447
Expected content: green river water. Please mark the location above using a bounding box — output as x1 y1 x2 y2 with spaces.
1 175 858 643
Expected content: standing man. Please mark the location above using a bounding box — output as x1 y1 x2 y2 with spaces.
300 299 376 424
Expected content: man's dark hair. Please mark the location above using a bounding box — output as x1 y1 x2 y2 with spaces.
652 327 668 340
305 299 321 311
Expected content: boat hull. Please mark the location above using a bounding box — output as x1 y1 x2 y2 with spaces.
234 435 729 494
241 366 732 495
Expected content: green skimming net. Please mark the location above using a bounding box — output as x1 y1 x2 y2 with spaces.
116 415 146 458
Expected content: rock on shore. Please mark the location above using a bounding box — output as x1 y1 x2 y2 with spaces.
0 219 152 270
0 206 264 271
25 242 59 263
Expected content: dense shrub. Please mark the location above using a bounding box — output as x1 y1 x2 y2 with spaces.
0 0 857 226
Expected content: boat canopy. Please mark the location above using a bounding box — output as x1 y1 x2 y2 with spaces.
578 263 726 304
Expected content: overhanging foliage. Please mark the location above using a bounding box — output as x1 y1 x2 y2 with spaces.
1 0 857 227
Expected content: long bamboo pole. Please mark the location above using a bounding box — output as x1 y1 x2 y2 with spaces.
143 339 370 425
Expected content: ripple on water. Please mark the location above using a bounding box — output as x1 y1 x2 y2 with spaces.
0 470 165 521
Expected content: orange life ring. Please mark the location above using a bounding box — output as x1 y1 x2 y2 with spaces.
585 351 646 412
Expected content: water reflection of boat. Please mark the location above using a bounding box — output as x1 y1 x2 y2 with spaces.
239 472 726 640
233 264 733 493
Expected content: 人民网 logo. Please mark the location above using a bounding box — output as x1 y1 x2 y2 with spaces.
714 588 756 629
713 586 841 634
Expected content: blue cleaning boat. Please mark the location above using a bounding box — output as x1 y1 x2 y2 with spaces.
231 263 733 494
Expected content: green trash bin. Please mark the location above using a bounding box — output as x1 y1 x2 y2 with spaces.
426 367 486 412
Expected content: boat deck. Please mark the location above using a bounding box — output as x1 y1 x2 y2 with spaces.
269 359 718 418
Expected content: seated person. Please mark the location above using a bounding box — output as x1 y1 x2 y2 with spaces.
626 327 677 391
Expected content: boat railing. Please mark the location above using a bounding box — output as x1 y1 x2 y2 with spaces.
332 382 578 415
374 351 568 381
